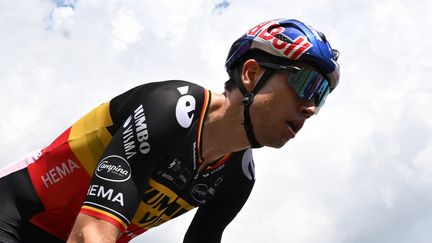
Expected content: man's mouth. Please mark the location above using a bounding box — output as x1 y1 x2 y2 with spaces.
286 121 301 134
285 121 296 138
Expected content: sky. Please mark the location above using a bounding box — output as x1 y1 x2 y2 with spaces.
1 0 432 242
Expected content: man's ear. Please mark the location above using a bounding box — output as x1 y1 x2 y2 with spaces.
241 59 263 92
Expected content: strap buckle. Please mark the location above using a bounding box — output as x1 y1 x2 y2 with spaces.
242 93 255 106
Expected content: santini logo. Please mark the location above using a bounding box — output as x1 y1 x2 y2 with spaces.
96 155 131 182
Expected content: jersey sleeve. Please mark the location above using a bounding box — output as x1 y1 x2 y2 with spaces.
183 150 255 243
79 124 151 232
79 81 206 232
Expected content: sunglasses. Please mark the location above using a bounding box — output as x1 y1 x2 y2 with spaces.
258 62 330 112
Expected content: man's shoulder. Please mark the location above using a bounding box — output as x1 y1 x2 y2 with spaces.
133 80 205 94
108 80 207 123
225 149 256 182
111 80 206 108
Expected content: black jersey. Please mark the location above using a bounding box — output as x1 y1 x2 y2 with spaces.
0 80 255 243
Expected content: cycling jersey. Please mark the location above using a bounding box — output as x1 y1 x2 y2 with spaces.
0 80 255 243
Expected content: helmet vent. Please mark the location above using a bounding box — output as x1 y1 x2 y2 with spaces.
332 49 340 61
274 34 292 44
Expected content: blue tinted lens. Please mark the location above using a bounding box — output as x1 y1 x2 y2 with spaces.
257 62 331 111
314 81 330 110
288 69 330 109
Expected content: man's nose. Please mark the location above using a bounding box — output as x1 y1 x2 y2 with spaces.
300 102 317 118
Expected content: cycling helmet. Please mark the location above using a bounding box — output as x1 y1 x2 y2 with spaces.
226 18 340 91
225 18 340 148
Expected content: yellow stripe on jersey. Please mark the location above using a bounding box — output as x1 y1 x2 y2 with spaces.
81 205 128 230
197 89 210 163
69 102 113 175
130 179 195 230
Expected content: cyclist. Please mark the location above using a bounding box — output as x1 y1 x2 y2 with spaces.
0 18 340 243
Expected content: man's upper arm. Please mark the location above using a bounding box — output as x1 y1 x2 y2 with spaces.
70 82 195 240
70 84 179 238
76 116 156 233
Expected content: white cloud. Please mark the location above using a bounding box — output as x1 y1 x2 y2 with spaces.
1 0 432 243
111 7 143 51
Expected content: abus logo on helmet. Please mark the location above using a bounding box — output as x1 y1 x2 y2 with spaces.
247 20 313 60
96 155 131 182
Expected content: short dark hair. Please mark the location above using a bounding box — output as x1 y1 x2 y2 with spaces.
224 77 237 91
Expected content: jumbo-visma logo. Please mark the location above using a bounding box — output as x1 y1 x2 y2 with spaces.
95 155 132 182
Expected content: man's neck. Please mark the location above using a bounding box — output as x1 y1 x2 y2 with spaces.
200 90 250 167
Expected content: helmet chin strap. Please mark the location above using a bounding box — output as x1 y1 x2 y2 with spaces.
233 68 275 148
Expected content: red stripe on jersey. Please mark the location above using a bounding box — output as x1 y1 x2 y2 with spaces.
27 128 91 209
206 153 232 171
80 207 128 233
196 89 211 164
27 127 92 240
30 210 79 240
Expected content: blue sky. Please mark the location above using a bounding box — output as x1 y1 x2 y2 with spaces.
1 0 432 242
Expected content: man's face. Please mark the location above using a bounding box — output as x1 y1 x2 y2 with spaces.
249 69 318 148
